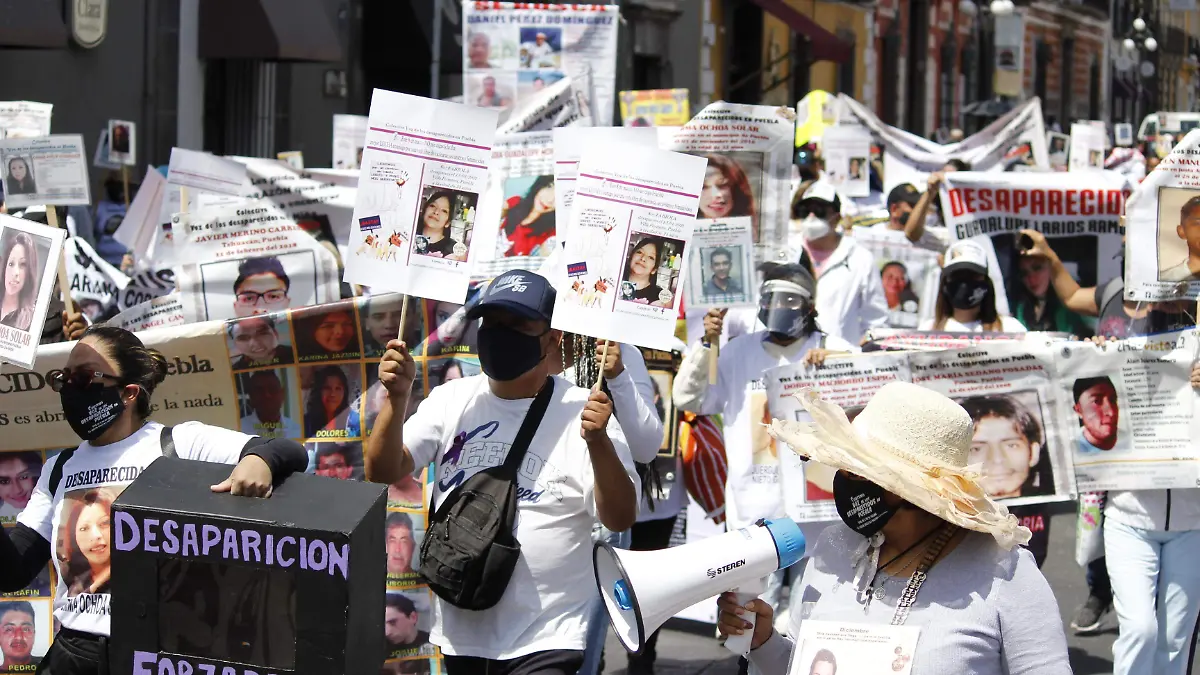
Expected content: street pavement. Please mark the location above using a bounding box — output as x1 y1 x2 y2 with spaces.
600 505 1200 675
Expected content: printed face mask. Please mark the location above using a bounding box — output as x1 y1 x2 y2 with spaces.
833 472 897 537
945 278 989 310
477 324 545 381
60 384 127 442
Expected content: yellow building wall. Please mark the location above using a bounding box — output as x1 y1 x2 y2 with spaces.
759 1 871 107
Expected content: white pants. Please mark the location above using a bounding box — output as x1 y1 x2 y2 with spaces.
1104 519 1200 675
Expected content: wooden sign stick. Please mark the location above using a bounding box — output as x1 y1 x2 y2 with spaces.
121 165 131 209
595 339 611 391
45 207 81 326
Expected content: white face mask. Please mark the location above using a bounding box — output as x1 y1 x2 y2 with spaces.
800 214 833 241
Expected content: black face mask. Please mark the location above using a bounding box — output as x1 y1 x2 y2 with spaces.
945 278 989 310
833 472 897 537
477 324 545 382
60 384 127 442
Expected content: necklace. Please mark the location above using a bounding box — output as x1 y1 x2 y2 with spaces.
891 524 958 626
859 524 944 603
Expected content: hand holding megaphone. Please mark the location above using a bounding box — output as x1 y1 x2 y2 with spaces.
717 592 775 652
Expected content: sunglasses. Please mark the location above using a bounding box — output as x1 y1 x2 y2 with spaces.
48 368 123 393
794 203 834 220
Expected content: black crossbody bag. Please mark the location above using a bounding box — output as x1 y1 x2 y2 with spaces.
420 378 554 611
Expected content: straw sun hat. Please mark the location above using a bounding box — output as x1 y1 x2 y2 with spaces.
768 382 1031 549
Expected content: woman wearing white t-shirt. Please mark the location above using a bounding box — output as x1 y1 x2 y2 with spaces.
0 326 307 675
918 240 1026 333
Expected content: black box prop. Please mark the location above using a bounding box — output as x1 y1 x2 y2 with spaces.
109 458 386 675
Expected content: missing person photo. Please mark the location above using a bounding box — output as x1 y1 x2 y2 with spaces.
306 441 364 481
699 245 747 302
300 363 363 440
1047 133 1068 156
385 590 435 659
107 120 135 166
236 368 302 440
413 187 476 262
3 157 35 196
201 252 317 321
1156 187 1200 282
517 71 565 104
959 392 1055 500
57 487 123 597
226 314 295 370
465 26 517 70
0 599 50 670
293 302 363 363
0 229 51 333
356 368 425 439
1071 375 1126 457
425 299 478 357
1088 149 1104 168
880 260 920 316
427 357 481 390
518 27 562 68
385 512 427 585
388 471 426 512
359 293 423 358
498 175 557 259
691 152 762 222
0 452 42 522
848 156 867 181
619 234 685 309
468 73 515 109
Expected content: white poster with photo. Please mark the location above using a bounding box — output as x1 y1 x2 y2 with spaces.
659 102 796 254
92 128 122 171
552 125 658 230
551 141 707 350
107 293 187 332
685 219 757 308
1055 331 1199 492
1069 123 1106 172
0 215 66 369
106 119 136 166
765 352 910 522
471 131 556 279
64 237 131 321
1115 122 1134 147
821 126 871 197
463 2 619 125
850 227 943 329
908 341 1075 505
333 114 369 170
0 135 91 209
114 167 165 264
789 620 920 675
344 89 499 304
1125 129 1200 301
495 69 597 134
939 171 1125 318
1047 131 1069 170
0 101 52 139
171 204 341 322
166 147 249 197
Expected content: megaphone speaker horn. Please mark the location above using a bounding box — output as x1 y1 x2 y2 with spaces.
593 518 805 655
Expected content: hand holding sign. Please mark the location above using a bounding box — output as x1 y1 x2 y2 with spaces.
581 389 614 440
378 338 417 400
595 339 624 379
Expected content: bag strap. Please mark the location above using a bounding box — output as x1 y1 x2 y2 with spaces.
48 448 78 498
160 425 176 458
497 377 555 478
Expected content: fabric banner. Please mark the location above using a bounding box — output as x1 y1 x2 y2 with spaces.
463 2 619 126
939 170 1125 325
63 237 130 322
862 329 1070 352
618 89 690 127
1125 129 1200 301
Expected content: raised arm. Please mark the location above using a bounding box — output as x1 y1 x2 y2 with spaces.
904 173 943 244
365 339 419 484
1019 229 1099 316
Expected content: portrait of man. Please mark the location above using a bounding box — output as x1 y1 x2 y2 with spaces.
960 394 1051 499
385 593 430 656
475 76 512 108
466 32 495 69
313 443 361 481
1158 194 1200 282
522 30 559 68
1073 376 1120 455
0 601 39 670
238 370 301 439
228 316 294 370
361 294 411 356
0 453 41 519
385 512 417 579
703 247 742 299
232 257 291 318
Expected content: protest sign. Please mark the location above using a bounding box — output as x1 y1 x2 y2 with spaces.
463 2 619 125
0 215 66 369
344 90 499 304
821 126 871 197
551 140 707 350
551 125 658 237
64 236 130 322
862 329 1068 352
120 265 176 311
618 89 690 127
1069 122 1106 172
794 90 838 147
333 114 369 169
765 352 910 522
0 101 52 139
849 227 942 329
659 102 795 254
939 170 1125 318
1055 330 1200 492
171 203 341 322
1115 122 1134 147
114 167 166 264
790 620 919 675
106 119 136 166
107 293 187 332
685 220 757 309
166 147 248 197
92 128 122 171
908 341 1075 505
471 131 557 279
1124 129 1200 300
0 135 91 209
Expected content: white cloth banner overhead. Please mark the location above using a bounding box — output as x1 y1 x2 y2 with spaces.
64 237 131 321
463 2 619 126
1125 129 1200 301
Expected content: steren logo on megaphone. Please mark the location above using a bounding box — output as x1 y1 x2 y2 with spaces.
705 559 747 579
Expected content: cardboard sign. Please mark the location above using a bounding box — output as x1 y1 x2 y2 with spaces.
111 458 387 675
107 120 137 167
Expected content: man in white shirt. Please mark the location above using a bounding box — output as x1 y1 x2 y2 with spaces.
526 32 557 67
365 269 639 675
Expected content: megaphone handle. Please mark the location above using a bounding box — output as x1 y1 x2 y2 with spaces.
723 591 758 657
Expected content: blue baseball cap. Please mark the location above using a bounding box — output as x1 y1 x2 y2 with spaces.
466 269 556 323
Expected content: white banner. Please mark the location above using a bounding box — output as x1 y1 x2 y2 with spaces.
1125 129 1200 301
64 237 130 321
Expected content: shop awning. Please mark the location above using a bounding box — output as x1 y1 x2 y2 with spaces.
747 0 852 64
0 0 67 49
199 0 342 62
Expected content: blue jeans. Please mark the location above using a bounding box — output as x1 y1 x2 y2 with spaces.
580 526 632 675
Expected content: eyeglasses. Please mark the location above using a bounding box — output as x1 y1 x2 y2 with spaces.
48 368 122 393
234 290 288 307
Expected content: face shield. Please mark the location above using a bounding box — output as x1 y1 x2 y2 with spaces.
757 279 814 338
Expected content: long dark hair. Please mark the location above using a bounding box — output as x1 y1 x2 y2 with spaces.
81 325 169 418
421 191 455 235
304 365 351 436
933 272 1002 332
503 176 555 237
960 394 1053 498
562 334 662 510
624 237 662 282
2 231 39 313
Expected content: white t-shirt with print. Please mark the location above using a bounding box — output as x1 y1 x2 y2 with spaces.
17 421 251 637
917 315 1027 332
404 374 638 660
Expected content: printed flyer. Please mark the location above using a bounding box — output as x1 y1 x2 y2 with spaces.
685 220 757 309
0 215 66 370
471 131 557 279
0 135 92 209
552 125 658 230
